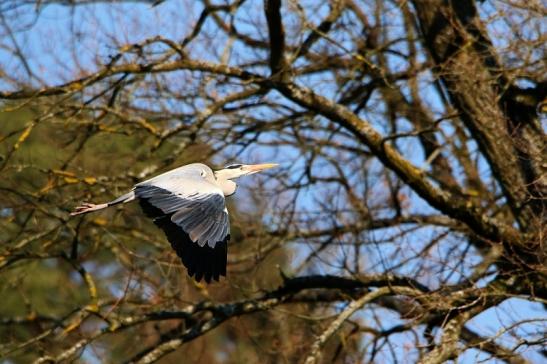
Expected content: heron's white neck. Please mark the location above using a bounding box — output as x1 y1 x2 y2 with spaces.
219 179 237 196
215 169 245 196
217 178 237 196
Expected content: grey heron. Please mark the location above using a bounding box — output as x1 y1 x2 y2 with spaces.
71 162 278 283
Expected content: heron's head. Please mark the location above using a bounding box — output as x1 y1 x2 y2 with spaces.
214 163 278 181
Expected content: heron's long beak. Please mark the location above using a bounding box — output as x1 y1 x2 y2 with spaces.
243 163 278 174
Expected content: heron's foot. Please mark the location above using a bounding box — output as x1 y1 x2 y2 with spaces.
70 202 107 216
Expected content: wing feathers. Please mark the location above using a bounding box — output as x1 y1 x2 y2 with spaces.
135 184 229 283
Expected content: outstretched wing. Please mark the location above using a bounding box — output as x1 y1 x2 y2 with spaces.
135 164 230 283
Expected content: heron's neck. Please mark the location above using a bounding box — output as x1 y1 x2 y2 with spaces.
218 178 237 196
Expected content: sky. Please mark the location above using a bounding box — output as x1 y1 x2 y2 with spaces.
0 1 544 363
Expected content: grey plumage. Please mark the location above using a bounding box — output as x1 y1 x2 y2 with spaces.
71 162 277 283
134 164 229 248
135 185 228 248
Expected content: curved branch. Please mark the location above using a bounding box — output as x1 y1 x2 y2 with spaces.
273 82 522 249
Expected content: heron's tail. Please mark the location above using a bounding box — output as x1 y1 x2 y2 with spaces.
70 191 135 216
107 191 135 206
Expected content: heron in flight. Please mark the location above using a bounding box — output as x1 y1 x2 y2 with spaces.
71 163 278 283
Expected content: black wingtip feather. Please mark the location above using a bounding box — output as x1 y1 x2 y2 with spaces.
138 197 228 283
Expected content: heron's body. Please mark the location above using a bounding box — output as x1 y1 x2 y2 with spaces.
71 162 277 283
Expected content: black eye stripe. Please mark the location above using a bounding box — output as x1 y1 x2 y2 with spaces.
225 164 242 169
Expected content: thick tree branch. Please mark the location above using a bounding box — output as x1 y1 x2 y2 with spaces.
0 56 262 100
264 0 288 79
410 0 545 230
123 275 429 363
273 82 522 248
